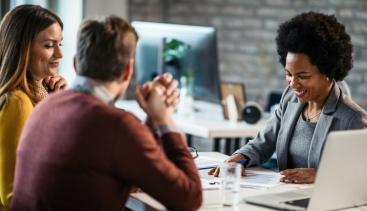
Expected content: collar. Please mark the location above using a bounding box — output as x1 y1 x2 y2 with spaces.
69 75 115 106
322 81 341 114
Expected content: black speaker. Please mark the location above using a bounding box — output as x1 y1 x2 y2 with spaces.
242 102 262 124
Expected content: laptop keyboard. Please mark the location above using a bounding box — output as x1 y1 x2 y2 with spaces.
284 198 310 208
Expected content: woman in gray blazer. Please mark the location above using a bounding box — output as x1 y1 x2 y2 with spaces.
210 12 367 183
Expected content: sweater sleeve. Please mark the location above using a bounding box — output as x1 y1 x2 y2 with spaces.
113 113 202 211
0 92 33 209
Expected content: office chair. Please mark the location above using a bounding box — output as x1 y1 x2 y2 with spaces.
338 80 352 98
265 91 282 112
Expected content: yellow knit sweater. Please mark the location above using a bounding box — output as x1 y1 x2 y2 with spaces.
0 90 33 210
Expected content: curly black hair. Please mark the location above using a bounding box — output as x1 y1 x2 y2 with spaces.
275 11 353 81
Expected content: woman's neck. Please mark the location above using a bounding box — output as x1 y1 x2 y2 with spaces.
32 78 43 87
29 78 48 103
307 81 334 113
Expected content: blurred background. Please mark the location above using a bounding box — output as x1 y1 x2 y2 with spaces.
128 0 367 110
1 0 366 109
2 0 367 152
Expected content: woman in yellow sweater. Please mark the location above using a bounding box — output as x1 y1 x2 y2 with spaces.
0 5 67 210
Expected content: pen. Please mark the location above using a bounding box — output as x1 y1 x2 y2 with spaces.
237 159 248 166
209 181 220 185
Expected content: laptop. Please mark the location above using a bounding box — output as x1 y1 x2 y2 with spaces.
244 129 367 211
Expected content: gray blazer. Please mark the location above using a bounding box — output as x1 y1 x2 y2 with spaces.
235 83 367 170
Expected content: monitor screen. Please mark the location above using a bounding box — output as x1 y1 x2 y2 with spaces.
132 21 221 103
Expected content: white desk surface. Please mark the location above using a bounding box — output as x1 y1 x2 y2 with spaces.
127 152 367 211
127 152 309 210
115 100 267 138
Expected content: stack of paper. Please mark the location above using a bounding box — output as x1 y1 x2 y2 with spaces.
240 170 281 189
201 169 281 190
194 155 223 170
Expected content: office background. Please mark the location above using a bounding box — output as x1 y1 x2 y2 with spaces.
128 0 367 111
1 0 366 152
2 0 366 110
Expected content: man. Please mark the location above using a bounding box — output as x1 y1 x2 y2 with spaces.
11 16 202 211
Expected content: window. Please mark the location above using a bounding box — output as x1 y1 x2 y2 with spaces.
10 0 48 8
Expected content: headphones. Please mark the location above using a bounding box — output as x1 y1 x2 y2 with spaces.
241 102 262 124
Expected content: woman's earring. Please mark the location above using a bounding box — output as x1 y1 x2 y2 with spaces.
326 77 330 81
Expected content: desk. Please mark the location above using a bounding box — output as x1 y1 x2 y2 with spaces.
115 100 267 154
126 152 309 211
126 152 367 211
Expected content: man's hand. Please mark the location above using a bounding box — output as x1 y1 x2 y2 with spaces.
280 168 316 184
136 73 179 127
153 73 179 108
208 153 247 177
136 81 174 126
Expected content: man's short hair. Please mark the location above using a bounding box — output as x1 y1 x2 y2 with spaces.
76 16 138 81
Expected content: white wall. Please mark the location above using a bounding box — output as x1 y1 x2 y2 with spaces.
10 0 47 7
58 0 128 83
84 0 127 19
56 0 83 83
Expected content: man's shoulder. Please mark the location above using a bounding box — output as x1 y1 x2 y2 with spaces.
44 90 104 107
50 91 140 121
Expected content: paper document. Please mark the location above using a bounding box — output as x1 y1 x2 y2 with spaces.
202 169 281 190
201 178 221 190
240 169 281 189
194 155 223 170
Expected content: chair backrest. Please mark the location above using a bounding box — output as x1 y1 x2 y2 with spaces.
338 80 352 98
265 91 282 112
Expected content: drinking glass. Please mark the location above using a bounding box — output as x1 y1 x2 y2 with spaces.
221 162 241 206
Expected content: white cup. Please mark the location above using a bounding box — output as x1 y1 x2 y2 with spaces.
221 162 241 206
177 92 194 116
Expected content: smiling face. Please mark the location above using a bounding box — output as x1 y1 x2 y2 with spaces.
29 22 63 80
285 52 332 104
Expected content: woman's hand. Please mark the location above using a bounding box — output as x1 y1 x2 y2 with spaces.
208 153 247 177
280 168 316 184
43 74 67 92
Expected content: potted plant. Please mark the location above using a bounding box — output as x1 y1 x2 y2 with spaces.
163 38 192 89
163 38 194 115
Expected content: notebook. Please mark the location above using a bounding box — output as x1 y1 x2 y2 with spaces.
243 129 367 211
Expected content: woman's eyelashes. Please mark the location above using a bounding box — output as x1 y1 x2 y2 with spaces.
44 42 63 48
285 72 311 81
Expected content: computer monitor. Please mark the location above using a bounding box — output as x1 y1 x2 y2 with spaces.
132 21 221 103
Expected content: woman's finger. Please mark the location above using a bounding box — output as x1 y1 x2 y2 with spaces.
53 78 67 91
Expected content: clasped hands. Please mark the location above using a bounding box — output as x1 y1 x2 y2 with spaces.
135 73 179 125
208 154 316 184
